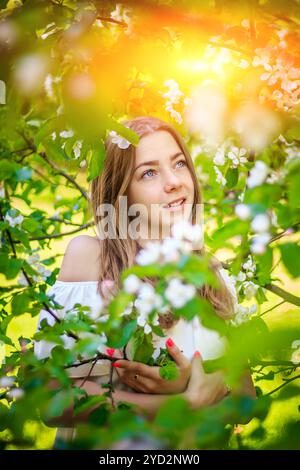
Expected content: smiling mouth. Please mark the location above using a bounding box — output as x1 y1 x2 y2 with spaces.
163 198 186 209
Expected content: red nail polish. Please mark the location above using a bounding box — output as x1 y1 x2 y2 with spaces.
113 362 121 367
194 351 201 358
106 348 115 357
166 338 174 348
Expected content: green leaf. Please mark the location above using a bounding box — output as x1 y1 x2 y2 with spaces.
225 168 238 189
11 292 31 315
107 117 140 146
159 360 179 381
34 116 64 147
279 243 300 277
132 332 154 363
256 286 268 304
255 247 273 284
88 404 110 426
0 334 14 347
0 254 23 280
212 219 248 247
108 319 137 349
87 140 105 182
74 395 107 416
42 139 68 164
22 218 40 233
0 159 16 180
108 292 133 320
244 184 281 208
154 395 193 429
45 389 73 419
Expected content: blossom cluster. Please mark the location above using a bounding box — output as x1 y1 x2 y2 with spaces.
160 79 186 124
253 46 300 111
18 252 52 285
121 220 201 356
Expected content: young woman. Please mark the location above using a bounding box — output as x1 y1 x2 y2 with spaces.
34 116 256 447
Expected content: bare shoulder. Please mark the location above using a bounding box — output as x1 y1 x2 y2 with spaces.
57 235 101 282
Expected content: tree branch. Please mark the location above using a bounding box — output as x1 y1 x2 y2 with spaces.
38 151 88 200
265 374 300 396
18 131 88 201
264 284 300 307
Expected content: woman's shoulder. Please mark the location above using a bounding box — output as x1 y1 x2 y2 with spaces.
57 235 102 282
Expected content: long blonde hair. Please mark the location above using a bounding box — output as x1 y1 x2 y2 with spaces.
90 116 234 329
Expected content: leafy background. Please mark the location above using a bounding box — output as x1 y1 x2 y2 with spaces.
0 0 299 450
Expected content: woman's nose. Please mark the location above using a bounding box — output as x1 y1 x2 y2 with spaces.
163 170 182 192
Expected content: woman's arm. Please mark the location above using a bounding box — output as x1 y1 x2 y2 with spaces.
45 378 184 427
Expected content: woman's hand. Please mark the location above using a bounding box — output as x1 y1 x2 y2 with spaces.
112 338 191 394
183 351 229 410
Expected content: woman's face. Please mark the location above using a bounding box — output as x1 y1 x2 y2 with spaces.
127 130 195 242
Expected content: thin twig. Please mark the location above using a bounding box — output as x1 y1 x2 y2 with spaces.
38 151 88 200
265 374 300 396
259 300 286 318
264 284 300 307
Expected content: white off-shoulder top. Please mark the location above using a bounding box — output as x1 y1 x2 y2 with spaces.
33 269 237 447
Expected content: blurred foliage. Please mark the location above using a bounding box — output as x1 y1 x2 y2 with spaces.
0 0 299 450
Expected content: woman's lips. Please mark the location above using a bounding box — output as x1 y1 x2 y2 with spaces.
162 198 186 211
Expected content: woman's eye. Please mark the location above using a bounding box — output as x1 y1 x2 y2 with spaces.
142 169 156 179
176 160 186 168
141 160 186 179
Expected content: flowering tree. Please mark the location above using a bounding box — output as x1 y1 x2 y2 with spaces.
0 0 299 450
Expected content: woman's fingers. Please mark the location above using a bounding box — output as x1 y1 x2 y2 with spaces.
165 338 190 370
189 351 206 383
112 360 160 380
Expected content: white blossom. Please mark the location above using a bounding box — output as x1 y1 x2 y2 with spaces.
5 213 24 227
250 232 271 255
120 301 134 317
17 272 30 286
80 159 87 168
0 376 15 388
0 186 5 198
136 242 161 265
7 388 24 400
161 79 184 124
239 59 249 69
171 220 202 245
165 105 183 124
163 79 184 104
227 146 247 168
236 271 246 282
165 278 196 309
59 130 74 138
109 130 130 149
235 204 251 220
27 253 40 264
134 283 163 319
152 346 161 361
231 303 258 326
160 237 181 263
242 256 256 273
213 147 226 166
243 281 259 299
214 166 226 186
251 214 270 233
44 74 61 100
123 274 141 294
247 161 269 188
73 140 82 159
